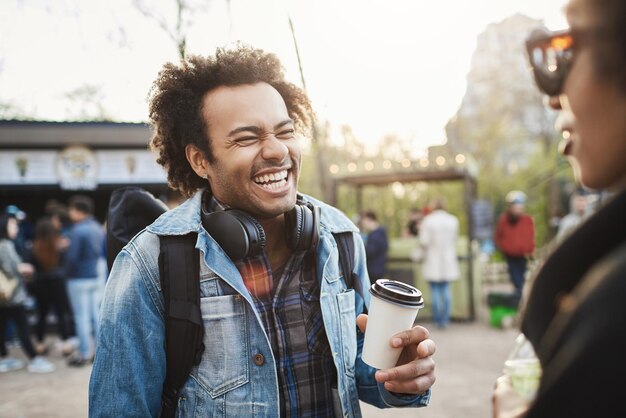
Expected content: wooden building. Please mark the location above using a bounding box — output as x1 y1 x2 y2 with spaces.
0 120 171 222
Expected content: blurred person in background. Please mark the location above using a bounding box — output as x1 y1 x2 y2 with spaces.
494 191 535 294
4 205 32 260
26 217 75 356
0 213 55 373
419 199 460 329
404 207 426 263
361 210 389 284
403 207 423 238
555 190 589 242
45 201 76 339
64 195 105 367
494 0 626 415
46 200 73 245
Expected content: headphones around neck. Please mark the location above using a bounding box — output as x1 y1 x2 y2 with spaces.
200 191 320 262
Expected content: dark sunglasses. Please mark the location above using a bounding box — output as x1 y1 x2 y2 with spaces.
525 28 574 96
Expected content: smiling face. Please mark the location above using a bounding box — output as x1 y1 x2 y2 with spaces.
197 82 301 219
557 0 626 191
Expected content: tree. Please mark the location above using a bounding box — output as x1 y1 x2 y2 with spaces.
0 101 29 120
64 84 112 121
0 59 33 120
133 0 208 60
442 15 568 247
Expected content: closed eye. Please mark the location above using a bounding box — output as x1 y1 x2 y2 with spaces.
276 129 295 139
233 136 259 146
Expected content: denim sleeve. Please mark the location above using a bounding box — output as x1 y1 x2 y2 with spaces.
352 232 431 409
88 248 165 418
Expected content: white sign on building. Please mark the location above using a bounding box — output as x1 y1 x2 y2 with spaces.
0 145 167 189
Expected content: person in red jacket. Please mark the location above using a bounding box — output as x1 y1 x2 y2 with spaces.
494 191 535 293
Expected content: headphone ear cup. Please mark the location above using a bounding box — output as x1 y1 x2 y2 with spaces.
284 205 303 251
285 203 320 252
202 209 265 261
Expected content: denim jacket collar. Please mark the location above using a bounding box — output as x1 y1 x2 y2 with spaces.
145 188 360 315
146 189 359 237
147 190 204 236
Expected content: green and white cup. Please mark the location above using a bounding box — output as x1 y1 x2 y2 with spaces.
504 358 542 401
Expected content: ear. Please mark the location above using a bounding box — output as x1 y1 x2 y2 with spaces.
185 144 208 178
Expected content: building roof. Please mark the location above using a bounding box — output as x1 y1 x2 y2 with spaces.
0 120 152 149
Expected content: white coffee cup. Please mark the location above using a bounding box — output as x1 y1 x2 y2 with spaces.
362 279 424 370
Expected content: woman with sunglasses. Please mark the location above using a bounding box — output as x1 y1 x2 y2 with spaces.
494 0 626 416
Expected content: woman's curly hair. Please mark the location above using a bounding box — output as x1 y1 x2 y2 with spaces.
148 44 313 197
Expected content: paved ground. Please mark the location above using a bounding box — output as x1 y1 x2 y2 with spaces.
0 310 519 417
361 320 518 418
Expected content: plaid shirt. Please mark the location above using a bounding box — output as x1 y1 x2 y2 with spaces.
236 248 337 417
211 199 337 417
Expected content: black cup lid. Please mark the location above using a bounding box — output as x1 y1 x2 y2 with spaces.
369 279 424 308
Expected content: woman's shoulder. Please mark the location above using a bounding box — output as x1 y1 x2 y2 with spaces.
0 239 15 255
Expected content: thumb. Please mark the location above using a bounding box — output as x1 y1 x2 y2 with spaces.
356 313 368 333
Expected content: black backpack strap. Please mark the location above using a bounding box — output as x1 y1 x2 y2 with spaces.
333 231 367 313
158 233 205 418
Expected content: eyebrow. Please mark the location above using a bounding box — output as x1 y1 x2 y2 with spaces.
227 119 294 137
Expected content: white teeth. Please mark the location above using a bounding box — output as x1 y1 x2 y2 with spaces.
255 178 287 190
253 170 288 185
258 178 287 189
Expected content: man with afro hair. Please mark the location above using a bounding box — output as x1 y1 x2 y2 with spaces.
90 44 436 417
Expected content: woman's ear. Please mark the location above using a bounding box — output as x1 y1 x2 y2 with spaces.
185 144 208 179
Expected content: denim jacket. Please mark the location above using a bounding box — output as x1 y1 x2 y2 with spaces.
65 217 104 279
89 190 430 417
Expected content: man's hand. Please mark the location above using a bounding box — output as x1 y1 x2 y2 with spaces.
356 313 436 395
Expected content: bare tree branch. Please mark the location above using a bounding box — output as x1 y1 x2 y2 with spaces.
133 0 209 60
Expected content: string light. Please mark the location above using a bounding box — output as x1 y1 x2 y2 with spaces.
326 153 473 176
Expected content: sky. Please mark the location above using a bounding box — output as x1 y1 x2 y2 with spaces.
0 0 568 154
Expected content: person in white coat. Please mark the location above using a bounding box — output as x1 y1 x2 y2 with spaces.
419 199 460 329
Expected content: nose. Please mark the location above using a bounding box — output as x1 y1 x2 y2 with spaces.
261 134 290 161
